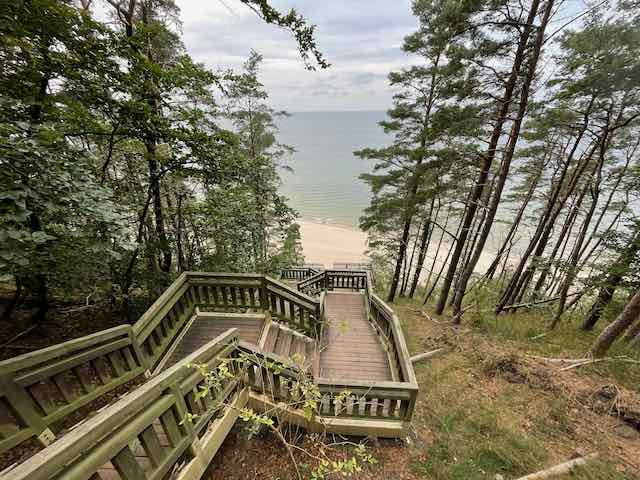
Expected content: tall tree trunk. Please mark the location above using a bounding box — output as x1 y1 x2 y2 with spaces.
409 197 438 298
535 179 588 297
496 131 598 313
424 211 463 304
582 227 640 330
451 0 552 317
590 288 640 358
387 54 441 302
435 0 541 314
401 218 423 295
485 157 544 280
2 278 24 322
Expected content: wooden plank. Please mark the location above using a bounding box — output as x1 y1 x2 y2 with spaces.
112 446 146 480
275 330 293 358
139 424 165 468
0 326 132 376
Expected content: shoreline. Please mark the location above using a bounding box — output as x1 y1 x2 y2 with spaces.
297 217 498 274
297 219 368 266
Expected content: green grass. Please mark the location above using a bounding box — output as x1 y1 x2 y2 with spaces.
387 290 639 479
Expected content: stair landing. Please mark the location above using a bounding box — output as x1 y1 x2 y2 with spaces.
319 292 391 381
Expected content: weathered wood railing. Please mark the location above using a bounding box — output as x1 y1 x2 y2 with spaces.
133 272 194 371
280 266 319 281
5 329 243 480
0 325 147 455
297 268 418 429
238 341 309 404
316 378 417 423
0 272 321 457
297 269 368 296
1 267 418 470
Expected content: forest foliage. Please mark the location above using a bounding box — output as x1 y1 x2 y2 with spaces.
0 0 320 321
359 0 640 356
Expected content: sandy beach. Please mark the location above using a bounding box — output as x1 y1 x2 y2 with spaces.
298 220 369 266
298 219 499 274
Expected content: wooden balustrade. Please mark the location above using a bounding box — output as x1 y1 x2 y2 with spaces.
133 273 195 371
0 273 321 458
316 379 418 423
0 268 419 468
263 277 322 336
4 329 243 480
369 294 417 386
184 273 321 337
280 267 318 281
237 341 309 405
298 270 368 296
0 325 147 455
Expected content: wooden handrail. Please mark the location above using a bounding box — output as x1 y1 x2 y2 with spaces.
0 325 147 455
5 329 241 480
0 272 323 457
0 269 417 466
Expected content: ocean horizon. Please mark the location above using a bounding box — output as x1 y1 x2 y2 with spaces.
276 110 389 229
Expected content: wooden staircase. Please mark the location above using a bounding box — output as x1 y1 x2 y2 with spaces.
1 271 418 480
262 320 317 372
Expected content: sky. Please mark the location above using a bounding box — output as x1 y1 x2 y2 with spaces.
176 0 418 112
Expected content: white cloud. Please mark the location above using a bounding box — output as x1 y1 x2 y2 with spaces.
175 0 417 111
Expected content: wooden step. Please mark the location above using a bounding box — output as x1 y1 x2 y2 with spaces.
275 330 293 358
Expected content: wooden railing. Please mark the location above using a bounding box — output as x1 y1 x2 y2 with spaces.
280 266 319 281
0 272 321 457
0 325 147 455
316 379 418 422
369 294 417 385
5 329 243 480
297 269 418 427
238 341 309 404
297 269 368 296
0 268 418 468
133 272 194 371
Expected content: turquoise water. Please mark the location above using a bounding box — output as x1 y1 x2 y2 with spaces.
276 111 389 227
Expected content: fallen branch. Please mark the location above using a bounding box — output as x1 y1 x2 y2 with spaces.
528 355 589 364
452 303 475 323
559 356 640 371
515 453 598 479
0 324 38 349
411 348 448 364
529 332 550 340
502 291 583 312
60 303 99 314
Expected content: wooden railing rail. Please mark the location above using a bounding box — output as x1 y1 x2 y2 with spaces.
0 325 147 455
296 268 418 424
280 267 319 281
237 341 309 405
263 276 322 336
316 378 418 422
4 329 242 480
297 270 368 296
133 272 196 371
0 272 322 457
370 294 417 386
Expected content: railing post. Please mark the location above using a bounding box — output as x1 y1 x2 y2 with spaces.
259 277 269 311
0 375 55 448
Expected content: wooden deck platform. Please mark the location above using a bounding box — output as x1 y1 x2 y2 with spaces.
320 292 392 381
160 312 265 370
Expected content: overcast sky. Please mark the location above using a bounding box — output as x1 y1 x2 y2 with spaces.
176 0 418 112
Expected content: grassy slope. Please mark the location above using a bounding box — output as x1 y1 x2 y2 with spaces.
396 290 640 480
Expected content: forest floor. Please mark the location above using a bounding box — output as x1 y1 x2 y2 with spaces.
1 289 639 479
